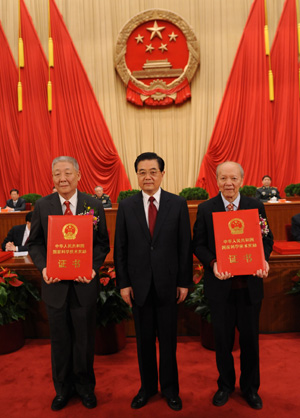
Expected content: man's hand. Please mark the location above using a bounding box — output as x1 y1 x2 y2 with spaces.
254 261 269 278
42 267 61 284
120 287 134 308
74 269 96 283
177 287 188 304
5 242 16 252
213 262 233 280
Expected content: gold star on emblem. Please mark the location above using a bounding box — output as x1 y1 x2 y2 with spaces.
168 32 178 42
145 44 155 54
158 43 168 53
135 34 144 44
147 21 166 40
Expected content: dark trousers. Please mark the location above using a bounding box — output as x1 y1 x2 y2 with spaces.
209 288 261 394
132 285 179 398
46 283 97 397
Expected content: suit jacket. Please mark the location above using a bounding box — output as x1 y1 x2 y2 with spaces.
193 194 274 304
291 213 300 241
5 198 26 211
1 224 28 252
28 191 110 309
114 189 193 307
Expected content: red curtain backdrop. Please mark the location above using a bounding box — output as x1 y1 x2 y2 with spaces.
271 0 300 196
49 0 131 202
0 22 20 206
195 0 274 198
19 0 52 196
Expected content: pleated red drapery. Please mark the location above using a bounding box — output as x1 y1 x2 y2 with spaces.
195 0 274 198
49 0 131 202
19 0 52 196
271 0 300 196
0 23 20 206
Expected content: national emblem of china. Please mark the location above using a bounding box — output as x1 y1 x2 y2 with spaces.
115 9 200 107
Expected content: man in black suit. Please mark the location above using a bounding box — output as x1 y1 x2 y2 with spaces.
4 189 26 211
28 156 109 411
2 211 33 252
114 152 193 412
193 161 273 410
291 213 300 241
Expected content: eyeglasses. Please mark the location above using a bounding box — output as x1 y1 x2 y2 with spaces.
136 170 161 177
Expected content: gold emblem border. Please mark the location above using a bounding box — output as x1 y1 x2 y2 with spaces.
115 9 200 91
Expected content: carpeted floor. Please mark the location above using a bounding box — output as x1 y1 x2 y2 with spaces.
0 334 299 418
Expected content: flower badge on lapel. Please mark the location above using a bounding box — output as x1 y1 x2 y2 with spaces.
259 215 269 237
78 203 100 230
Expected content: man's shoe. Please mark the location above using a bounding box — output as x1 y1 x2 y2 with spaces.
244 392 263 409
166 396 182 411
51 394 70 411
131 393 149 409
212 390 230 406
81 392 97 409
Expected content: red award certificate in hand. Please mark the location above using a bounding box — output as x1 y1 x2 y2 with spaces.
47 215 93 280
212 209 265 275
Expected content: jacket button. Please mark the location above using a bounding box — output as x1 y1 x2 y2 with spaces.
151 246 154 250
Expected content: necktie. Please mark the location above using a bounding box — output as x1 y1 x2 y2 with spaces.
227 203 234 211
64 201 73 215
148 196 157 238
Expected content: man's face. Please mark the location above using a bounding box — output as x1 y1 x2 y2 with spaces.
95 187 103 198
52 161 81 200
217 162 243 202
136 159 165 196
10 191 19 201
262 177 271 187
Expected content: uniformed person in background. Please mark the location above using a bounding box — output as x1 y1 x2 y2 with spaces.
93 186 112 208
255 175 281 202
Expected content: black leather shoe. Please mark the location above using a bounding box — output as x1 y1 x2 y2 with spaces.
131 393 149 409
166 396 182 411
244 392 263 409
212 390 230 406
81 392 97 409
51 395 70 411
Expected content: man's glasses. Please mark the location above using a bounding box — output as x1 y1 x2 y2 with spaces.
136 170 161 177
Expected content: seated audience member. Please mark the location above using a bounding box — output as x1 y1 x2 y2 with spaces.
291 214 300 241
93 186 112 208
4 189 26 211
1 211 33 252
255 175 281 201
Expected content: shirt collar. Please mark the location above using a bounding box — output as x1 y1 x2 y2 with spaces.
221 193 240 210
142 188 161 205
58 189 78 209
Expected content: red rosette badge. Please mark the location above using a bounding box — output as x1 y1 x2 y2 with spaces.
115 9 200 107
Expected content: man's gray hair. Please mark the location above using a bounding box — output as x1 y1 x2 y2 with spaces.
216 161 244 178
52 156 79 171
94 186 103 191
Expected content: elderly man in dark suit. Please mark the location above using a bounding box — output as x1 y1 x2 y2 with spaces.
4 189 26 211
28 156 109 411
2 211 33 252
114 152 193 412
193 161 273 410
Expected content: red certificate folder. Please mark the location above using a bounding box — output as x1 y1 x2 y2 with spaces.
212 209 265 275
0 251 14 263
273 241 300 255
47 215 93 280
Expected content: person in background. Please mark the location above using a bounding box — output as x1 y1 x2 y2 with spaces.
291 213 300 241
255 175 281 202
28 156 110 411
93 186 112 208
4 189 26 211
1 211 33 252
114 152 192 412
193 161 273 410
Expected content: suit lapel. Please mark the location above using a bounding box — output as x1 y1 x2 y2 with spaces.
76 191 85 215
132 192 151 242
152 189 170 242
212 193 226 212
49 193 63 215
